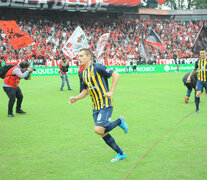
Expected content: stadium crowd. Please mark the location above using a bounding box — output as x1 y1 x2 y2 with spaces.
0 9 205 65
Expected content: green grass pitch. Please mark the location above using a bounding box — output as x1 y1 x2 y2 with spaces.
0 72 207 180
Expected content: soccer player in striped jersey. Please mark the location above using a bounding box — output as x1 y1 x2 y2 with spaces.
187 49 207 112
70 48 128 162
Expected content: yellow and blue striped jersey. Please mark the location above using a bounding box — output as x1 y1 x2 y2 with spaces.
195 58 207 82
80 63 114 110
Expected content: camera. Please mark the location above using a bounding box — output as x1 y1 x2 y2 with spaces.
25 68 36 80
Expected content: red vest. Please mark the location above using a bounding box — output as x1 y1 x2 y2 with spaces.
4 66 21 88
59 63 66 74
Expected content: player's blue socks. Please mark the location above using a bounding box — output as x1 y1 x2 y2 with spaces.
105 119 121 133
103 133 123 155
195 96 200 111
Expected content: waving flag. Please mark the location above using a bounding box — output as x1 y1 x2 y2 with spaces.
192 25 207 54
62 26 89 59
158 0 166 4
0 21 34 49
145 29 166 53
139 40 147 61
96 33 110 60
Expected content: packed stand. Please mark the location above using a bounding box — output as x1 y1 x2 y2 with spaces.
0 9 204 66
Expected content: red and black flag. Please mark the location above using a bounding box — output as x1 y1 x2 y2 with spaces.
145 29 166 53
158 0 166 5
139 31 147 61
192 24 207 54
0 20 34 50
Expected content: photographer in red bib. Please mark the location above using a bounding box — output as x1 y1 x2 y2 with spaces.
59 57 72 91
3 61 34 117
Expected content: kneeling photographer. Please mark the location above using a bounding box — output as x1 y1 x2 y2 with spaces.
3 61 34 117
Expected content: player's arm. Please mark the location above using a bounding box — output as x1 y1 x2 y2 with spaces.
13 67 33 79
104 71 119 99
69 89 89 104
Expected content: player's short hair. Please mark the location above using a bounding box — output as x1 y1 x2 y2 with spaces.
19 61 30 69
79 48 93 58
200 48 206 52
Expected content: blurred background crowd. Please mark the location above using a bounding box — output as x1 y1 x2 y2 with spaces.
0 9 206 66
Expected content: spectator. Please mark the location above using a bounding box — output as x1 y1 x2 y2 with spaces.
0 9 205 67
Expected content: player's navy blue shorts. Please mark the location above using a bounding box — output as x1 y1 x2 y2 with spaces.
93 107 113 127
196 80 207 93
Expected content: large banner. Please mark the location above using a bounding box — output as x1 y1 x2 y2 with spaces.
32 66 79 76
0 0 140 13
46 59 78 67
5 59 23 65
4 59 78 66
31 64 195 76
4 58 198 67
33 57 46 67
62 26 89 59
0 21 34 49
156 58 198 65
104 58 126 66
112 64 194 73
96 33 110 60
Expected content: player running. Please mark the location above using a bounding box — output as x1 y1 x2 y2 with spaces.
70 48 128 162
187 49 207 112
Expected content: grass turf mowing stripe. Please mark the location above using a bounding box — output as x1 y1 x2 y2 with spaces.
124 111 194 180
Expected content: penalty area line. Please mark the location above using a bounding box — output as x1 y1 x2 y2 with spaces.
124 111 194 180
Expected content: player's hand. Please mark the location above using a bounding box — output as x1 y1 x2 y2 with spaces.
70 97 77 104
104 91 113 99
186 77 191 83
